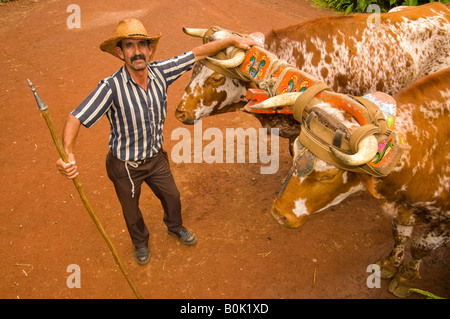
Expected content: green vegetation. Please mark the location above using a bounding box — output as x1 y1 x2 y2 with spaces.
312 0 450 14
409 288 447 299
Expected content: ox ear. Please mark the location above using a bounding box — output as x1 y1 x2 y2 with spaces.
360 174 380 199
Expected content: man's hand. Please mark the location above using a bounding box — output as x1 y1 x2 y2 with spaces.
228 35 259 51
193 35 260 62
56 153 79 179
56 115 81 179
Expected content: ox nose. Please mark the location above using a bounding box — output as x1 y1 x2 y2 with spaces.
175 109 196 125
271 205 287 226
271 200 309 229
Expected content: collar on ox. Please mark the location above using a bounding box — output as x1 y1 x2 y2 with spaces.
201 28 406 177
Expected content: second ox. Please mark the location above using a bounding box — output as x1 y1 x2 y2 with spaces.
269 67 450 297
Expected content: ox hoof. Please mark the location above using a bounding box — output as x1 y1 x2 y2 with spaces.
388 268 421 298
375 258 398 279
388 275 413 298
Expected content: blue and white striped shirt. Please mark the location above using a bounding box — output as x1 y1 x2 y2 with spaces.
72 51 195 161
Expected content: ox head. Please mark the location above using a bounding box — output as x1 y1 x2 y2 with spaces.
266 100 379 228
175 63 251 124
175 27 256 124
272 139 364 228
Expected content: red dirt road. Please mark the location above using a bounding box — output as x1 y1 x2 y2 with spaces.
1 0 448 300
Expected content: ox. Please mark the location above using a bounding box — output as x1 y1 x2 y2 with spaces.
271 67 450 297
176 3 450 147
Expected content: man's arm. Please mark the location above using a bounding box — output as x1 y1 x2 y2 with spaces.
192 35 259 62
56 114 81 179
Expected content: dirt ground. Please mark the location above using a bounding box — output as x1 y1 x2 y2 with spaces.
0 0 448 301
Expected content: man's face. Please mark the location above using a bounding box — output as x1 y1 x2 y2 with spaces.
115 39 153 71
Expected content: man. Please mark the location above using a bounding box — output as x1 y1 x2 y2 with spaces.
56 18 257 265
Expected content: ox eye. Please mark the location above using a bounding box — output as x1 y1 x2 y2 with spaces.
318 169 340 182
209 74 224 84
320 175 335 181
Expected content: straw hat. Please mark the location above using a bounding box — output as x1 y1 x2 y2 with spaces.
100 18 162 60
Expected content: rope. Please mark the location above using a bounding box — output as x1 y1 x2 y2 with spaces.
125 161 139 198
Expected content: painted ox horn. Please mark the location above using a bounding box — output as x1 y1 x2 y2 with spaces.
206 50 246 69
183 27 208 38
251 93 378 166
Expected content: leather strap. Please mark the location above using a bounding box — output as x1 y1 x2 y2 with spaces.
293 82 331 122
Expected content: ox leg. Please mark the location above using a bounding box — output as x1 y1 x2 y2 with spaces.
376 222 413 279
388 221 450 298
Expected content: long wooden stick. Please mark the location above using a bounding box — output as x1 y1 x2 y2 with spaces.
28 79 143 299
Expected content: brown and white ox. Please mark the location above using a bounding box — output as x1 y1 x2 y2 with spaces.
176 3 450 146
271 67 450 298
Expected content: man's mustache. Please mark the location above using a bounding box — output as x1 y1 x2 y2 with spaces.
131 55 146 62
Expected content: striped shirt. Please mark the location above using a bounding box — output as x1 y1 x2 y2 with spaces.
72 51 195 161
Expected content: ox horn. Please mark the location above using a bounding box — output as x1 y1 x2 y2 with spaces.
330 135 378 166
206 50 246 69
183 27 208 38
251 92 300 109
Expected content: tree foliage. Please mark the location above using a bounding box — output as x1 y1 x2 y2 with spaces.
313 0 450 14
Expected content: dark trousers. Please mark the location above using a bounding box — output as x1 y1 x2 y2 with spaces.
105 150 183 249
